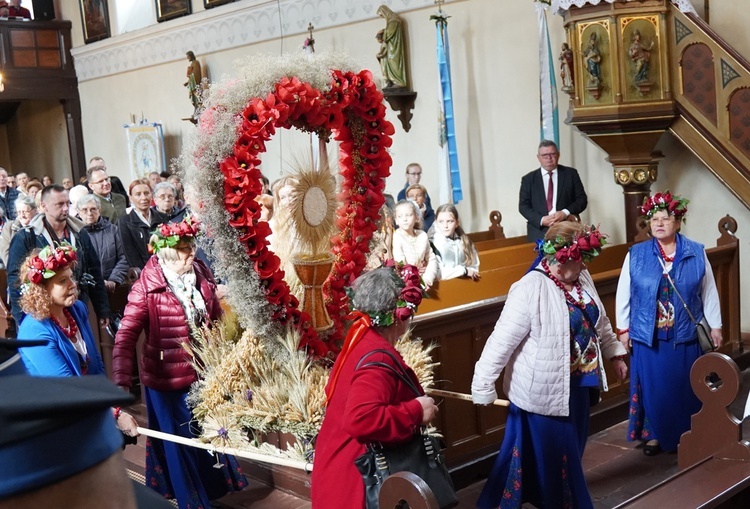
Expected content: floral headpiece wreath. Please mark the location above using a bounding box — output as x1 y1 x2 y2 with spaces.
24 242 77 287
149 216 201 254
538 225 608 265
638 190 689 222
346 260 426 327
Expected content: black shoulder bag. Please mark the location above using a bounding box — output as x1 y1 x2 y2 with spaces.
353 349 458 509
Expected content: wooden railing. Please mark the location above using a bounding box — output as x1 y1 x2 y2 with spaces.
414 215 742 481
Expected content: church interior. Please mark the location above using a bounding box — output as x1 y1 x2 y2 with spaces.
2 0 750 507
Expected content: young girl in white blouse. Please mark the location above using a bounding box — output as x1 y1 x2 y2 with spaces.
392 200 439 289
430 204 480 280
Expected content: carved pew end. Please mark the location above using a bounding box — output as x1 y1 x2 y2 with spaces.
379 471 440 509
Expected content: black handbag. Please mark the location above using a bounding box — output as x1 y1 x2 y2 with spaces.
353 350 458 509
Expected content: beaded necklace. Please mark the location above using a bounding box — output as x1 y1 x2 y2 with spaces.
541 258 585 309
50 307 79 340
657 242 675 263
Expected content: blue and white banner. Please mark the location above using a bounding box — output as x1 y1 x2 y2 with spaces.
433 11 462 204
124 122 166 181
537 2 559 146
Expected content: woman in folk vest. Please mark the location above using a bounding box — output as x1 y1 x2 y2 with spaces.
616 191 723 456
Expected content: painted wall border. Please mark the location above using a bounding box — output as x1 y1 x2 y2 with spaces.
71 0 437 82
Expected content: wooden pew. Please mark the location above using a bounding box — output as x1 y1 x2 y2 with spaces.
466 210 529 252
618 353 750 507
413 216 742 484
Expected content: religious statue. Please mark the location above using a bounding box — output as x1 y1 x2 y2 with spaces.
628 29 655 84
184 51 204 117
376 5 408 89
583 32 602 86
559 42 574 92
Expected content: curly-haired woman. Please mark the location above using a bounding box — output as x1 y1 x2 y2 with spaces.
16 243 139 437
311 263 438 509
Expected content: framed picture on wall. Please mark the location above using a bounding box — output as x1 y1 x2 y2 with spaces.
204 0 235 8
156 0 191 23
79 0 110 44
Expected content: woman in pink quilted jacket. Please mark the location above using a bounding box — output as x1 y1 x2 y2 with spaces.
112 217 247 509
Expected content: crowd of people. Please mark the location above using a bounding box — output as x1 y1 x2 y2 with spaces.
0 147 725 508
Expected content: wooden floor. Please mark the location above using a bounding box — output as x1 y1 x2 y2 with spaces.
121 370 750 508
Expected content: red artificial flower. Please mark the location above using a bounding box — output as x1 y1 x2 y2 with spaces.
394 306 413 321
400 286 423 308
29 270 43 285
253 250 281 279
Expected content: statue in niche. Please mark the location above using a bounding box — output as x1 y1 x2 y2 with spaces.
628 29 655 84
184 51 205 117
583 32 602 86
560 42 574 92
376 5 408 89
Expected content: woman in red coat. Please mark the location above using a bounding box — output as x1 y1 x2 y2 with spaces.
112 217 247 509
311 263 439 508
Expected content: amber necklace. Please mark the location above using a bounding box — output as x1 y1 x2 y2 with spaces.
541 258 585 309
50 308 79 340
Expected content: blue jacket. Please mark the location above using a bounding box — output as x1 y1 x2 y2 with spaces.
18 300 105 376
629 234 706 346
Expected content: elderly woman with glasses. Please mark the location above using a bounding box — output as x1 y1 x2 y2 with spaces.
112 217 247 508
151 181 183 220
0 194 37 267
615 191 723 456
78 194 129 292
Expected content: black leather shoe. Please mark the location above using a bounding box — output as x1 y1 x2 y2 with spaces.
643 442 662 456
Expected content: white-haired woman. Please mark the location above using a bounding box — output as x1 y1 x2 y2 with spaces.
78 194 129 292
0 194 37 267
112 217 247 508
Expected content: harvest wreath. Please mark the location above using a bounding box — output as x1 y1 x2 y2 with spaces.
180 53 394 358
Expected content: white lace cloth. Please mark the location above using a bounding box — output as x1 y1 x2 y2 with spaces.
550 0 697 16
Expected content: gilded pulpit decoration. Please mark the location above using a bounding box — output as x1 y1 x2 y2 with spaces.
583 32 603 99
560 42 574 94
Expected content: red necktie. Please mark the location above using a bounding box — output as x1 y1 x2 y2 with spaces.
546 171 554 212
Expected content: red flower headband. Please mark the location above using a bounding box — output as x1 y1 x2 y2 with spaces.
638 190 689 221
24 242 77 286
149 216 201 254
347 260 426 327
539 225 608 265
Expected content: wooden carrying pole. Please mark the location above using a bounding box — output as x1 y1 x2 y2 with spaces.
426 388 510 407
134 389 506 473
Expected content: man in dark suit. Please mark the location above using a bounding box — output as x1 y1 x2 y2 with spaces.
519 140 588 241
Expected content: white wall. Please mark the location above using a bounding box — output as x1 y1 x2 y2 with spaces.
60 0 750 329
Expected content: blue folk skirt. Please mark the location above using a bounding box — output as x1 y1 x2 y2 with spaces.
627 337 702 452
477 386 594 509
144 386 248 509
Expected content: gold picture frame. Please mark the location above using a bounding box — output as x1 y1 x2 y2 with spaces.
79 0 110 44
156 0 191 23
204 0 235 9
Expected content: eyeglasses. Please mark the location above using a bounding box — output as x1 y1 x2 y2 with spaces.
649 217 674 225
90 177 111 185
407 172 422 176
538 153 559 159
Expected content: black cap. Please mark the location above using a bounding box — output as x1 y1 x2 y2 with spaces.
0 375 134 499
0 338 48 376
